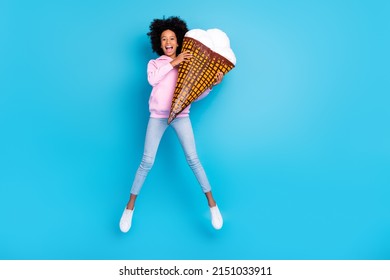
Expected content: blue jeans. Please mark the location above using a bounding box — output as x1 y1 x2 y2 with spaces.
130 117 212 195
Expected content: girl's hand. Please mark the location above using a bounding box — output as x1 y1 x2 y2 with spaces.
171 51 192 67
213 72 224 86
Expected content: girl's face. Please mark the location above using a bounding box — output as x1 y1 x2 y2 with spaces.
160 29 178 58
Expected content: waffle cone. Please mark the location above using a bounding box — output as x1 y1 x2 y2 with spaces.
168 37 235 124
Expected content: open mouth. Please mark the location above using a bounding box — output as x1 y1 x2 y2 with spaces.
165 46 173 51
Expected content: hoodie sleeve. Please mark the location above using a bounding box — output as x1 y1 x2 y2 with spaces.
147 59 174 87
194 87 212 102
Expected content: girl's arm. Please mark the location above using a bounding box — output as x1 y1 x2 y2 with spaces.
170 51 192 67
147 60 174 87
147 51 193 86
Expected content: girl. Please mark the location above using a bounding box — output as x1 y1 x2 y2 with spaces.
120 16 224 232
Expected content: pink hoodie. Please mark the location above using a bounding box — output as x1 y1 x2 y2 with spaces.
147 55 211 119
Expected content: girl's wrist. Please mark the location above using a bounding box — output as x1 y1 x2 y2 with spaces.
170 60 178 67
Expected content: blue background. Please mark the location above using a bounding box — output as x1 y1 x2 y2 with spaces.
1 0 389 259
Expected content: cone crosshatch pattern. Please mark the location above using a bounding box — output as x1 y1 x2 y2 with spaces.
168 37 235 124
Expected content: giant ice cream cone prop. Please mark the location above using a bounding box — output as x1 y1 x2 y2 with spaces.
168 29 236 124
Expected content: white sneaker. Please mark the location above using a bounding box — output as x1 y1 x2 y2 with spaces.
210 205 223 230
119 207 134 233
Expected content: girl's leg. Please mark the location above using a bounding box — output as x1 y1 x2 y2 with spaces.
120 118 168 233
205 191 217 207
126 194 137 210
127 118 168 209
171 117 216 207
171 117 223 229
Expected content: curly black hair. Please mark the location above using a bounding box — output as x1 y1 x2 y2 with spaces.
147 16 188 56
